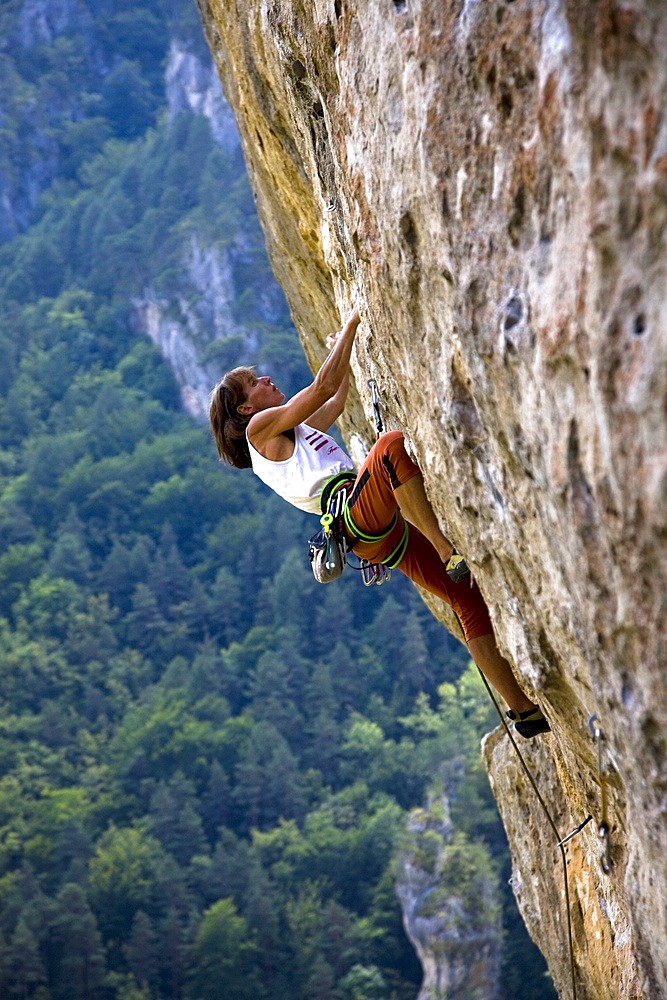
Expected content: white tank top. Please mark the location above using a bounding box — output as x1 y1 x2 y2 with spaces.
247 423 354 514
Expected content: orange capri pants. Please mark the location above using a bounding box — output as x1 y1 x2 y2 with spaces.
346 431 493 643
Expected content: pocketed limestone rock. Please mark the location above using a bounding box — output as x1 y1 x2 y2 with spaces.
195 2 667 995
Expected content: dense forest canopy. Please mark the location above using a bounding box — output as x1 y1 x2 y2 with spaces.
0 1 553 998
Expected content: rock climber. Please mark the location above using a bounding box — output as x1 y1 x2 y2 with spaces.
209 306 550 739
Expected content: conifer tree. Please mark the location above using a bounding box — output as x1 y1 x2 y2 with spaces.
148 773 207 867
185 899 262 1000
123 910 159 994
5 914 47 1000
52 883 106 1000
200 760 231 843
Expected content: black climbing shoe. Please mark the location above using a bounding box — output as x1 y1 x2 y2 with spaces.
445 553 470 582
507 707 551 739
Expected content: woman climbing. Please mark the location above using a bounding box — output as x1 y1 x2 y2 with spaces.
209 306 550 739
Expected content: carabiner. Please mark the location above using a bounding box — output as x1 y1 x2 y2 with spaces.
320 512 334 533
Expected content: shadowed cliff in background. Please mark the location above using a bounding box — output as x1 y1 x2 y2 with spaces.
194 1 667 996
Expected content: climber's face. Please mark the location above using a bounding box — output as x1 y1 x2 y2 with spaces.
238 373 285 414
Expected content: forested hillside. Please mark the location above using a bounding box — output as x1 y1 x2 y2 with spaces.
0 2 552 998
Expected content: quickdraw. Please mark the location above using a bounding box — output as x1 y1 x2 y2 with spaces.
367 378 384 437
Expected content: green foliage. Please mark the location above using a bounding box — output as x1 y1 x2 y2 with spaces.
186 898 262 1000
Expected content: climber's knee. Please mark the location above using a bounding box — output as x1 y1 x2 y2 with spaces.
454 587 493 643
375 430 420 489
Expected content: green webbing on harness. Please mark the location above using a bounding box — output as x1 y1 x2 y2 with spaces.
319 472 410 569
320 471 357 512
342 505 396 544
379 519 410 568
343 504 409 568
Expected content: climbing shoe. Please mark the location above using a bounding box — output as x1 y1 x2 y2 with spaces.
445 552 470 582
507 707 551 739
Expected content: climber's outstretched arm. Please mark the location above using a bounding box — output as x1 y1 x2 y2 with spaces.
306 311 365 430
247 307 360 448
306 368 349 431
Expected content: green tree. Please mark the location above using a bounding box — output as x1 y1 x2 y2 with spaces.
233 722 304 832
306 956 337 1000
246 650 304 744
0 543 44 617
100 60 158 139
12 575 83 643
208 829 251 908
125 584 169 660
200 761 231 843
313 584 354 658
147 523 192 617
241 852 287 998
338 964 387 1000
47 524 92 587
87 825 171 942
148 773 207 867
123 910 159 994
397 609 431 698
186 898 262 1000
209 566 244 646
156 907 188 1000
52 883 106 1000
4 914 47 1000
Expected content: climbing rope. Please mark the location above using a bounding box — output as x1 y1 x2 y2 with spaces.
476 670 583 1000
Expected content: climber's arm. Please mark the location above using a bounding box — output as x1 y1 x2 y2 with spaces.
248 307 359 446
304 369 349 431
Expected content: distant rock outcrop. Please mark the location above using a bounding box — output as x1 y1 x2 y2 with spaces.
396 796 501 1000
132 41 290 422
166 38 240 153
195 1 667 997
132 233 255 421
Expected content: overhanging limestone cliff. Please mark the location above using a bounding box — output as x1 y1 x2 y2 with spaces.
195 1 667 996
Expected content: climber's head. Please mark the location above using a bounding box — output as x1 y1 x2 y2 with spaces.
209 366 255 468
209 367 285 468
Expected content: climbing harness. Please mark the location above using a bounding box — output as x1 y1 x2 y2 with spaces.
477 671 586 1000
587 714 614 874
307 470 406 585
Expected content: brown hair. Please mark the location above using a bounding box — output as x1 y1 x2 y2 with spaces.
209 366 255 469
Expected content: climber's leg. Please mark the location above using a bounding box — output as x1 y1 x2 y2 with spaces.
347 430 419 536
466 633 536 714
348 432 457 564
394 527 539 715
393 473 454 563
349 455 548 729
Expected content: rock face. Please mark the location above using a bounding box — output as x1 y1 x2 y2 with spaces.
132 235 243 422
195 1 667 997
